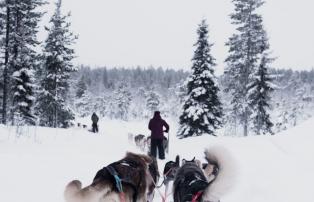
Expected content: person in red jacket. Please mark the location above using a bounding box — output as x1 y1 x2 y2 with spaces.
148 111 169 160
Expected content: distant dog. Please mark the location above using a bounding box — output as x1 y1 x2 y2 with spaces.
64 152 159 202
134 134 146 151
173 147 236 202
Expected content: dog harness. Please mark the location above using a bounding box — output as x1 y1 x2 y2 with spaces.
191 191 203 202
96 160 141 202
182 178 209 202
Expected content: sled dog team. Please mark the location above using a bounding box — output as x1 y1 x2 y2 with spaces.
64 146 235 202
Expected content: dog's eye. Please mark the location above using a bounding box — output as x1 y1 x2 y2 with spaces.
202 163 208 169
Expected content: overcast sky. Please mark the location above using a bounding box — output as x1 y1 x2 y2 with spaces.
41 0 314 73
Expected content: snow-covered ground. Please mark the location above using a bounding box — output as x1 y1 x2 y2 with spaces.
1 117 314 202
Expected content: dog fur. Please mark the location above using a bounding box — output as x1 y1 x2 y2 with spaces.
64 152 158 202
201 146 237 202
134 134 146 151
163 155 180 184
172 146 236 202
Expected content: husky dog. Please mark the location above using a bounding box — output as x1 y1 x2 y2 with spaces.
162 155 180 199
173 146 236 202
64 152 159 202
173 157 209 202
163 155 180 184
134 134 146 151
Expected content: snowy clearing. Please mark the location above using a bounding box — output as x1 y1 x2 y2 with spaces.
0 118 314 202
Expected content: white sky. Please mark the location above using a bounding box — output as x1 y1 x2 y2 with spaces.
40 0 314 73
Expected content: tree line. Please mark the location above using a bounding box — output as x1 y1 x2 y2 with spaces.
0 0 313 137
70 65 314 136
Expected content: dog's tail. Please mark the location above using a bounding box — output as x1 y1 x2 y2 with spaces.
64 179 112 202
202 146 237 201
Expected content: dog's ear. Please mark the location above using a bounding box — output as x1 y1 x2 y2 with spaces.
175 155 180 167
204 149 209 161
194 159 202 168
139 154 153 164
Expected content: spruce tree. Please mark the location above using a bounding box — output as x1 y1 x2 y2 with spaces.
0 1 10 124
146 89 160 114
36 0 76 128
75 91 92 117
7 0 45 125
115 83 131 120
275 102 289 133
248 50 274 135
177 19 223 138
0 2 5 122
224 0 269 136
76 75 87 98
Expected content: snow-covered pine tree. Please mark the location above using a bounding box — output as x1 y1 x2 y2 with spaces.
102 67 109 88
129 87 146 119
105 94 117 119
224 0 268 136
289 80 305 127
275 101 289 133
146 89 160 114
115 83 132 120
7 0 45 125
75 91 92 117
36 0 77 128
76 75 87 98
0 1 10 124
0 1 5 122
177 19 223 138
248 50 274 135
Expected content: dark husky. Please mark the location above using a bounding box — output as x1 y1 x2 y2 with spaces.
64 152 159 202
173 147 236 202
163 155 180 184
159 155 180 200
173 158 210 202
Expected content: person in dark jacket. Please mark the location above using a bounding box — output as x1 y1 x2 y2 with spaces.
148 111 169 160
91 112 99 133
